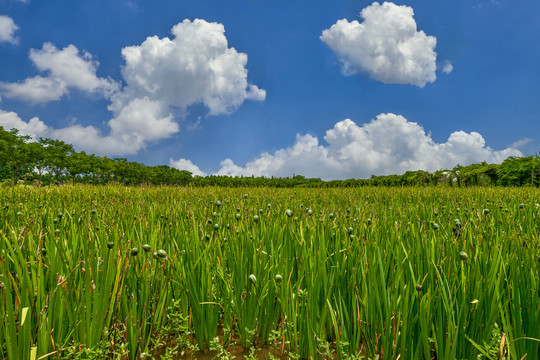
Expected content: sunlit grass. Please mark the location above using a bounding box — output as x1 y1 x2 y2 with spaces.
1 185 539 359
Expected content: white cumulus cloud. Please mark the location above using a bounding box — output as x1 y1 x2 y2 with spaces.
169 158 206 177
0 43 119 103
29 43 119 96
1 108 524 179
0 19 264 156
110 18 265 117
0 15 19 44
109 97 177 143
102 18 264 154
0 76 67 104
215 113 522 180
320 2 438 87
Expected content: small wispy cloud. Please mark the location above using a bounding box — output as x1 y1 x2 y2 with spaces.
186 116 202 131
473 0 502 10
442 61 453 74
510 138 532 149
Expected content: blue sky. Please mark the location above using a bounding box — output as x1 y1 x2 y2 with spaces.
0 0 538 179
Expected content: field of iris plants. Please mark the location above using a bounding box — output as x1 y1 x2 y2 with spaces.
1 185 539 359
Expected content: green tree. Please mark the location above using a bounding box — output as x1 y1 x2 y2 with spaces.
113 158 128 185
41 138 74 185
0 127 32 186
498 155 540 186
27 141 47 185
66 151 91 185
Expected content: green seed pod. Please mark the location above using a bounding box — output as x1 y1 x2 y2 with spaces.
142 244 152 252
16 211 23 217
107 241 114 249
432 223 439 230
367 218 372 226
215 200 221 207
459 251 468 261
130 247 139 256
91 209 96 215
53 218 58 224
416 284 422 292
248 274 257 284
286 209 293 217
214 223 219 230
307 209 312 216
267 203 271 208
482 209 489 215
58 212 63 219
235 214 241 220
207 218 213 224
153 252 159 259
348 227 354 234
520 203 525 209
259 208 263 214
329 213 334 220
244 194 249 199
41 247 47 256
253 215 259 222
274 274 282 284
157 249 167 258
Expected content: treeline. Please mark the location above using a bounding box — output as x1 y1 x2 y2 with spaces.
1 126 538 187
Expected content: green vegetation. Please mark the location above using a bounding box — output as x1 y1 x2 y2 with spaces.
1 185 539 359
1 126 539 187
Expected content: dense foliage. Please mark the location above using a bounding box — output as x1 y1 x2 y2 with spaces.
1 185 539 359
1 126 539 187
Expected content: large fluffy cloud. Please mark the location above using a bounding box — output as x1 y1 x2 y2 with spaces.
0 15 19 44
101 18 265 153
0 43 119 103
110 18 265 116
212 113 522 180
320 2 438 87
1 19 265 155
